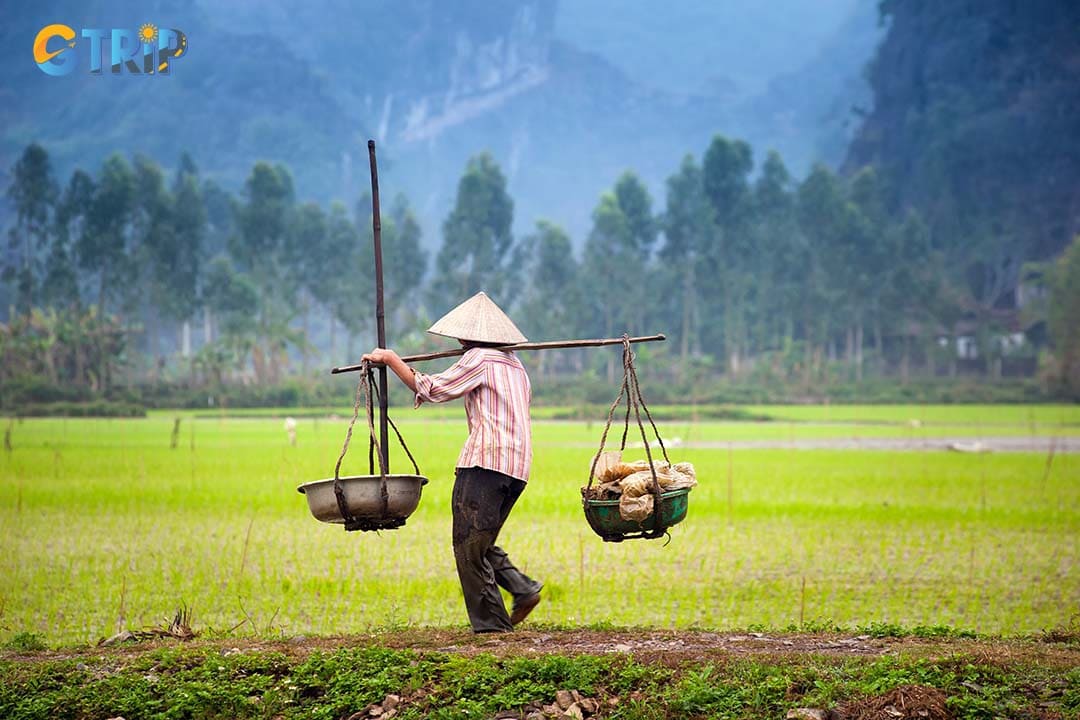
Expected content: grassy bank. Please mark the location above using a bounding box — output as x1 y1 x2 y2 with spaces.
1 630 1078 719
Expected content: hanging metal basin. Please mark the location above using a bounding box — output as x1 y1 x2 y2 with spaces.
297 474 428 525
583 487 691 541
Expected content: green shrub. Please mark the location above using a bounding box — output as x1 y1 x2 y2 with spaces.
0 377 93 407
9 401 146 418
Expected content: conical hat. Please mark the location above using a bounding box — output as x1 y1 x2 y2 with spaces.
428 291 528 344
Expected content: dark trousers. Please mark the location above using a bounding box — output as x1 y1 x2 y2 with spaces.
452 466 542 633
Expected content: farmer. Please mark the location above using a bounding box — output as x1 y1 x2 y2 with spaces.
361 291 543 633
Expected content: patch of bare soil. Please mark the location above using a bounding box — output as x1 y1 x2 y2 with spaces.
443 629 889 664
835 684 951 720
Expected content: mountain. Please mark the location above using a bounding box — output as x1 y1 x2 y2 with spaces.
845 0 1080 306
735 1 882 172
1 0 879 245
0 0 355 204
554 0 864 98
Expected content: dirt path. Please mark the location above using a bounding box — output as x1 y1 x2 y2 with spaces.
379 629 893 661
561 436 1077 453
682 436 1078 453
310 629 1080 667
21 629 1080 669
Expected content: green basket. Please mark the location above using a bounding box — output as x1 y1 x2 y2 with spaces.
582 487 691 542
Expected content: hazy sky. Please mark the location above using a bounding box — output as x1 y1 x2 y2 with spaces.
555 0 864 96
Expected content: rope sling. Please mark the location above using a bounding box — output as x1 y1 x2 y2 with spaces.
331 360 421 531
583 335 677 542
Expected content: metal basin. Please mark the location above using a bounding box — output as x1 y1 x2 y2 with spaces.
583 487 691 541
297 474 428 524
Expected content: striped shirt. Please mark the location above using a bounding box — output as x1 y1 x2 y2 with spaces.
413 348 533 482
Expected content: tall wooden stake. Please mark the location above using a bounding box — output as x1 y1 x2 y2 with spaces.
368 140 389 473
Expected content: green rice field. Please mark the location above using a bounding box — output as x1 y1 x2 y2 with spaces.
1 404 1078 645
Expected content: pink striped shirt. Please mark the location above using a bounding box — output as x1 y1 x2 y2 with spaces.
413 348 533 482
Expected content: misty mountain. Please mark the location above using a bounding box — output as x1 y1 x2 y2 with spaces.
845 0 1080 308
554 0 864 98
735 1 881 173
1 0 879 246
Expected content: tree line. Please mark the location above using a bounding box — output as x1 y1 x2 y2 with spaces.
426 143 1074 392
3 138 1078 400
1 144 423 391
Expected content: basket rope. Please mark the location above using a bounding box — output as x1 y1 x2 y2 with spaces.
584 335 670 539
332 360 420 531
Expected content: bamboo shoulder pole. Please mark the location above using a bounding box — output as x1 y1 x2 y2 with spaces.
331 333 666 374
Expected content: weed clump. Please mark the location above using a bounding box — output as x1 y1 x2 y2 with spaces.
2 632 47 652
1041 616 1080 644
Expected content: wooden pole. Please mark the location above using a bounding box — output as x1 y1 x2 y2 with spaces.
331 334 667 374
368 140 389 473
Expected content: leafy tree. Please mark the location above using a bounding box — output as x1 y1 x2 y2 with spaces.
750 150 803 360
701 135 754 373
198 178 236 347
287 201 329 370
46 169 94 310
80 154 137 314
231 162 297 382
582 171 657 333
131 154 176 358
202 255 258 378
5 143 58 313
429 153 516 315
796 163 851 381
232 162 294 274
580 194 630 338
659 155 712 373
169 154 207 356
204 257 258 334
703 136 753 231
1047 236 1080 397
200 178 235 261
580 176 657 381
353 191 427 321
306 199 366 361
844 166 893 378
324 202 367 361
385 194 426 317
881 210 936 382
613 172 657 257
612 171 658 333
517 220 580 377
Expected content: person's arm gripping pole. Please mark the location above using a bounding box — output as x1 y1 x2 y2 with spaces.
361 348 417 393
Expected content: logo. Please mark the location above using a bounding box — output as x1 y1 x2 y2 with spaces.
34 23 188 76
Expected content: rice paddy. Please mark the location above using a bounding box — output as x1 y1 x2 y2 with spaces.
1 405 1077 645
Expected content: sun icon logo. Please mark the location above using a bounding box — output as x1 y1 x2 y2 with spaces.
138 23 158 45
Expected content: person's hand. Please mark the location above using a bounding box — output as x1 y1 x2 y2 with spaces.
360 347 416 392
361 347 397 365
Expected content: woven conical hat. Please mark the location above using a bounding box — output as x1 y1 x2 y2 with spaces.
428 291 528 344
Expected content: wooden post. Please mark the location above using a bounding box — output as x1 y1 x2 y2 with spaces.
368 140 389 473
